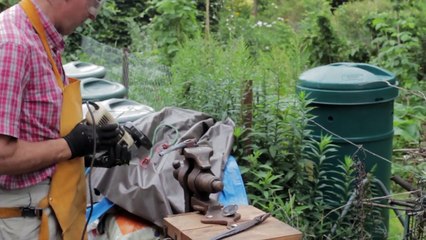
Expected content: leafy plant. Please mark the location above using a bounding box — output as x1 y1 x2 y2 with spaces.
304 14 343 66
142 0 201 65
393 101 426 147
170 37 253 122
369 1 422 85
240 151 286 212
330 0 393 63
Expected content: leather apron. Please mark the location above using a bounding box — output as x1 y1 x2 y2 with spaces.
20 0 86 239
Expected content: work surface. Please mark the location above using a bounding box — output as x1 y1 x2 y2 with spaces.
164 205 302 240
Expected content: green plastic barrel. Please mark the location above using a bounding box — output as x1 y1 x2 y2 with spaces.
81 78 127 101
296 63 398 239
63 61 106 79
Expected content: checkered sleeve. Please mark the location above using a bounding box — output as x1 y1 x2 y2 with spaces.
0 42 29 138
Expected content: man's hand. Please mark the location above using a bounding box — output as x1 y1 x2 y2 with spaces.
63 123 120 159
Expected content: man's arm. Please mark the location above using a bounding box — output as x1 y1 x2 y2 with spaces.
0 134 71 175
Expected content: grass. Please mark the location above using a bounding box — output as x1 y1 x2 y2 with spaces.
388 210 404 239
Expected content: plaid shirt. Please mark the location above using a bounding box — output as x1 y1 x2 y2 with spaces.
0 2 68 190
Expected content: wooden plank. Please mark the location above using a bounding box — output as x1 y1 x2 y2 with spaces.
164 205 302 240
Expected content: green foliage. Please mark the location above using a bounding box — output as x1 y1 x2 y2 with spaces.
170 37 253 122
216 1 308 59
393 101 426 147
330 0 393 63
369 7 421 85
216 11 251 44
328 0 425 85
260 0 330 31
142 0 202 65
256 41 309 97
0 0 18 11
222 0 252 18
240 125 378 238
240 151 286 211
416 1 426 81
64 0 149 60
304 14 343 65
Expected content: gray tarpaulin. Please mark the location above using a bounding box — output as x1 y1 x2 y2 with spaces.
90 107 235 227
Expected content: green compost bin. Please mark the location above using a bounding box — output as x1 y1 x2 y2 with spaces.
63 61 106 80
81 78 127 101
296 62 398 238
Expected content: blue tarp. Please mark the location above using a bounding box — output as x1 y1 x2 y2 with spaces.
218 155 249 206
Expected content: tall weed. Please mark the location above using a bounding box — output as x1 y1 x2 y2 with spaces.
170 37 253 122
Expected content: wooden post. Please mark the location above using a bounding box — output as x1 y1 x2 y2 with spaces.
122 47 129 98
252 0 258 18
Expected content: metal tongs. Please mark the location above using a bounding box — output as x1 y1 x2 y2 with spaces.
209 213 271 240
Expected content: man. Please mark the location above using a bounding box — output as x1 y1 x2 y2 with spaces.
0 0 118 239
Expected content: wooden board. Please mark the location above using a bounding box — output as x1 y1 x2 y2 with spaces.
164 205 302 240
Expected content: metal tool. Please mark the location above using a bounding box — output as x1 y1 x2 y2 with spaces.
201 204 241 226
172 143 241 227
84 102 152 168
209 213 271 240
222 204 238 217
173 146 223 212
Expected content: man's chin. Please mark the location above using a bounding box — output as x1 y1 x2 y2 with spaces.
58 27 77 36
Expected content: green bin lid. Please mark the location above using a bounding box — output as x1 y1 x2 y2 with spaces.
63 61 106 80
81 78 127 101
296 63 399 104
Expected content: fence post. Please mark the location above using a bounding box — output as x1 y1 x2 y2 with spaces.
122 47 129 98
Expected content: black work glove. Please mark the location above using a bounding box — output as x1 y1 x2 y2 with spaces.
63 123 120 159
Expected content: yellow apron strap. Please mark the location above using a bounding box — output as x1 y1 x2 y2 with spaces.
38 197 50 240
19 0 64 90
19 0 67 239
18 1 86 238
